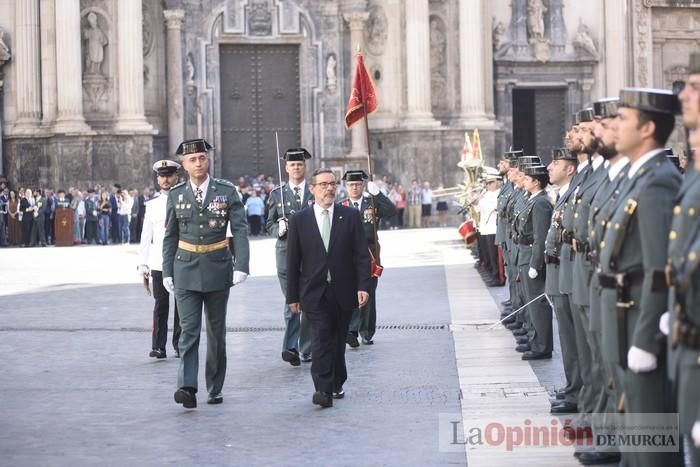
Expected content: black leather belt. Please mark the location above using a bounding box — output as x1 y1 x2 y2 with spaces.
561 230 573 244
598 269 645 290
545 254 560 265
518 237 534 246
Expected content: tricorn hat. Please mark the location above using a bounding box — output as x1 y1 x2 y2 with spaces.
593 98 619 119
577 108 595 123
283 148 312 161
153 159 181 176
342 169 369 182
619 87 681 115
175 139 213 156
502 149 524 162
517 155 542 169
552 148 577 161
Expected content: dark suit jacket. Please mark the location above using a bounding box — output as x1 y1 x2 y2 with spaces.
286 204 371 315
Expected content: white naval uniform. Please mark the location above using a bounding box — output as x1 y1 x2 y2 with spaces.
139 192 168 271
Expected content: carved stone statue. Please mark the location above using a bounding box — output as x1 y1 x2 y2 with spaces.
573 20 598 57
0 27 10 64
430 18 447 110
492 20 508 53
185 53 195 85
365 7 388 56
83 12 108 75
325 53 337 93
527 0 547 41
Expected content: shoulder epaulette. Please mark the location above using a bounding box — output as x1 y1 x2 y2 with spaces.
214 178 235 187
170 181 186 190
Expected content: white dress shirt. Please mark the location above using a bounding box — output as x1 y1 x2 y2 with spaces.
288 180 306 199
139 192 168 271
190 175 210 200
608 157 630 181
577 160 589 173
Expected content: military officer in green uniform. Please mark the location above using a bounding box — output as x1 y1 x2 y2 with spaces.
338 169 396 347
495 150 520 319
544 147 581 412
162 138 250 409
597 88 683 467
515 164 553 360
661 52 700 466
266 148 314 366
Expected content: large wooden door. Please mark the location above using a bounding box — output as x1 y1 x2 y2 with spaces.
512 88 566 164
219 44 301 180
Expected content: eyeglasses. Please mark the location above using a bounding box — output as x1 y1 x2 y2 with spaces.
313 181 338 189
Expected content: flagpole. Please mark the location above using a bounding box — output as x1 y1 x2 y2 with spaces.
356 46 381 259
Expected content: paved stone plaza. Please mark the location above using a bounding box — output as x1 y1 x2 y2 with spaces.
0 228 596 466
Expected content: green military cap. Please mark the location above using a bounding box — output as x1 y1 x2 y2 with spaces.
572 112 581 125
342 169 368 182
522 164 548 177
552 147 577 161
619 87 681 115
153 159 181 176
689 52 700 75
283 148 312 161
176 138 213 156
577 108 595 123
593 98 619 119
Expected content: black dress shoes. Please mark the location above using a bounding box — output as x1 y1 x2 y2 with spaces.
501 299 512 307
521 351 552 360
515 336 529 345
282 349 301 366
515 344 531 353
174 388 197 409
502 315 516 325
506 321 522 330
207 393 223 404
577 451 621 465
554 389 566 400
346 333 360 348
361 338 374 345
512 328 528 336
333 387 345 399
312 391 333 408
301 353 312 363
550 400 578 414
149 349 166 359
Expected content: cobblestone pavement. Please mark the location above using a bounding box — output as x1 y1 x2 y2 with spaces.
0 229 467 467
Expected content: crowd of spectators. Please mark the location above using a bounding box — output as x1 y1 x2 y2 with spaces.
0 174 454 247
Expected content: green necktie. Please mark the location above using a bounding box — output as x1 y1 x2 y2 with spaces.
321 209 330 251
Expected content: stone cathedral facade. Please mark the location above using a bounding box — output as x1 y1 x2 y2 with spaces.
0 0 698 189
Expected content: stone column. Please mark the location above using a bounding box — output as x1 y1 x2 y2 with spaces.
403 0 439 128
54 0 90 133
164 9 185 154
458 0 495 127
114 0 152 133
14 0 42 132
40 0 58 127
344 12 369 158
604 0 627 96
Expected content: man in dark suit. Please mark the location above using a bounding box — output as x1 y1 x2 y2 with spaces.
286 168 371 408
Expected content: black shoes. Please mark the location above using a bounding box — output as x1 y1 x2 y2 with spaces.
501 315 516 325
515 336 529 345
554 389 566 400
515 344 531 353
346 333 360 348
207 393 223 404
333 387 345 399
550 400 578 414
174 348 180 358
506 322 522 331
282 349 301 366
521 351 552 360
512 328 528 336
301 353 312 363
501 299 512 307
174 388 197 409
149 349 166 359
312 391 333 408
361 338 374 345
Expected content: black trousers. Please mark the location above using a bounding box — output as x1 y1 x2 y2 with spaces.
85 220 98 244
248 215 262 235
151 270 181 352
482 234 499 280
307 286 351 394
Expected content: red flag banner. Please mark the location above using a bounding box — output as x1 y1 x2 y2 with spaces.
344 52 378 129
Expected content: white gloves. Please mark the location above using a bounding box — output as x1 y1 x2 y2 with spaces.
163 277 175 294
692 421 700 447
528 267 538 279
367 181 380 196
627 345 657 373
137 264 149 277
278 219 288 238
659 311 670 336
233 271 248 285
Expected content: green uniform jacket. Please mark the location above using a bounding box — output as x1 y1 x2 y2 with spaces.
496 181 514 245
337 191 396 260
265 183 313 247
162 177 250 292
599 152 681 358
544 181 576 295
515 191 552 270
559 165 591 294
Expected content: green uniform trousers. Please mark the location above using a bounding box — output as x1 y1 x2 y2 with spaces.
175 288 229 395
